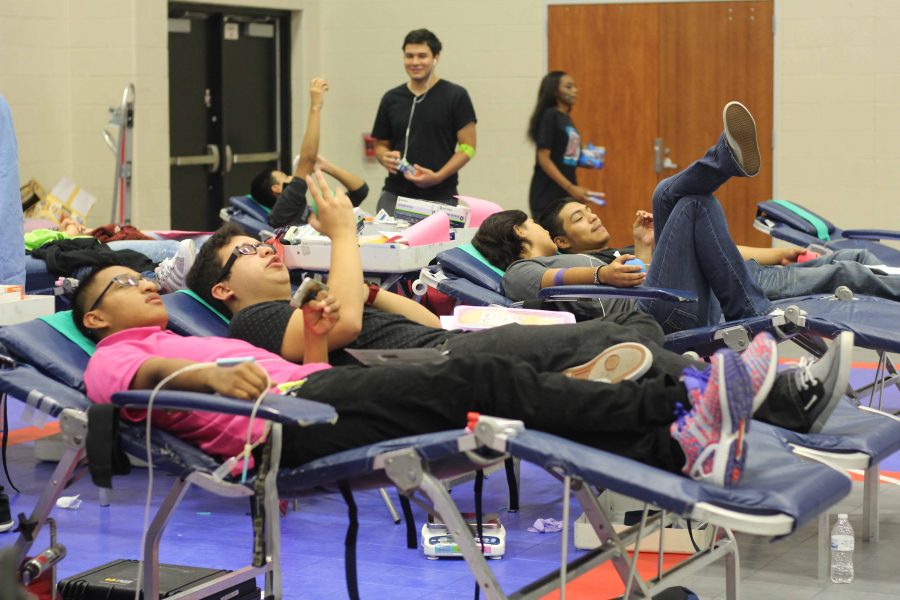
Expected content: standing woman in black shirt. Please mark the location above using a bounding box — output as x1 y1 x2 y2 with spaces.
527 71 602 217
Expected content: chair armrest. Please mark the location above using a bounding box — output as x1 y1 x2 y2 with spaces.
539 285 697 303
111 390 337 427
841 229 900 242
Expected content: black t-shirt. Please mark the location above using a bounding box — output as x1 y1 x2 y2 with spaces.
268 178 369 228
229 300 459 366
371 79 477 202
529 108 581 217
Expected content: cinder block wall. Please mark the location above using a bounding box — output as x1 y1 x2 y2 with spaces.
2 0 898 234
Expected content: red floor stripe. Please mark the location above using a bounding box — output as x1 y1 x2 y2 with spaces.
540 552 690 599
0 421 60 446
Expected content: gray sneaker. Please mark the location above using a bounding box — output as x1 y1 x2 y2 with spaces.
792 331 854 433
723 101 761 177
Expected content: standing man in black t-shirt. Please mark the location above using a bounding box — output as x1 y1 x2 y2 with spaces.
371 29 477 214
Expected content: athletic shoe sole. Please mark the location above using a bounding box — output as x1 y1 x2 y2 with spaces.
711 351 754 488
723 101 761 177
563 342 653 383
809 331 854 433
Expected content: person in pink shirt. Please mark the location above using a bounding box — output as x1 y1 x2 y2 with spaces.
72 259 844 489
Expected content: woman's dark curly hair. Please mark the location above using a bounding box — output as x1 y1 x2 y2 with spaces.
471 210 530 271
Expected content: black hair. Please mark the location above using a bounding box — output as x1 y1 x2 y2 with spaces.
536 197 578 240
403 29 442 56
250 169 279 209
471 210 530 271
527 71 567 144
185 222 247 318
71 267 110 341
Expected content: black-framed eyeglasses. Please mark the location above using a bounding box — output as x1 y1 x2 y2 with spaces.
89 273 153 312
216 242 276 283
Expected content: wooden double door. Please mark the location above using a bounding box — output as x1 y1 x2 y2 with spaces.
548 1 773 246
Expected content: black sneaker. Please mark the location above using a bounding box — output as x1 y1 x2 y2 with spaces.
723 101 761 177
791 332 854 433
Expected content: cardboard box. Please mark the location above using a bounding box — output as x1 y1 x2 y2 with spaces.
573 512 712 554
0 295 55 325
0 285 24 303
395 196 471 228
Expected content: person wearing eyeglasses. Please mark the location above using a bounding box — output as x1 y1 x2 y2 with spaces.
371 29 477 215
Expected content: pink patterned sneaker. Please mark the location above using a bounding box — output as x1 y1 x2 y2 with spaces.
671 349 754 488
739 331 779 414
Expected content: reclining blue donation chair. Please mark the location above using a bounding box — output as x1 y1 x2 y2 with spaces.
754 199 900 264
418 245 900 577
221 195 274 240
0 310 859 599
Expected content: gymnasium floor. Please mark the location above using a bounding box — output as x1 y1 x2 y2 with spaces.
1 355 898 599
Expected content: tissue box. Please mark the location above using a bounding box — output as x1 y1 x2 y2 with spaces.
0 295 55 325
395 197 471 228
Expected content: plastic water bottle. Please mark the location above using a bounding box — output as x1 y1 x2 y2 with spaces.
830 513 854 584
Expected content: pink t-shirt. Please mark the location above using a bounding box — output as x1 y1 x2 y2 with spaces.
84 326 330 460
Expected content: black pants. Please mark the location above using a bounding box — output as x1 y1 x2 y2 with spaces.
282 352 688 473
442 310 699 376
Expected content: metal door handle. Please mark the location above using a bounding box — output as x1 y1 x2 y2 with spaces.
223 144 233 174
663 157 678 170
232 150 279 165
653 137 663 174
170 144 220 173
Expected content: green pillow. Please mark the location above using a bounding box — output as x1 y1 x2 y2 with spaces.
39 311 96 356
457 243 505 276
175 289 230 323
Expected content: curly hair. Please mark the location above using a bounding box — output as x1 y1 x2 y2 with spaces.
471 210 530 271
185 223 247 318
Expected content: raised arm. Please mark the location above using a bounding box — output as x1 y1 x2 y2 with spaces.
293 78 329 179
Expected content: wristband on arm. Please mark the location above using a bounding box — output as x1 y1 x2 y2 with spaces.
552 269 568 286
593 266 603 285
366 282 380 305
457 143 476 159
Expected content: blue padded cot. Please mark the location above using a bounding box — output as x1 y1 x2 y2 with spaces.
419 245 698 309
754 199 900 264
221 195 274 239
0 314 858 598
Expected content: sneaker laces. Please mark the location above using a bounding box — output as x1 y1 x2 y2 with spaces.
680 365 710 394
793 356 818 391
673 402 690 432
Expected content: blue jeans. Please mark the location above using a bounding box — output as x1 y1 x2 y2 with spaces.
748 248 900 301
638 134 772 333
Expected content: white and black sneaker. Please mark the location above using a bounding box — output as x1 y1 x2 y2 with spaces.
723 101 761 177
791 331 854 433
155 238 197 293
0 487 13 533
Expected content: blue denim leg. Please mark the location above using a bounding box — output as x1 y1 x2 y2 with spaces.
639 195 772 333
106 240 180 264
748 249 900 301
652 133 744 237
